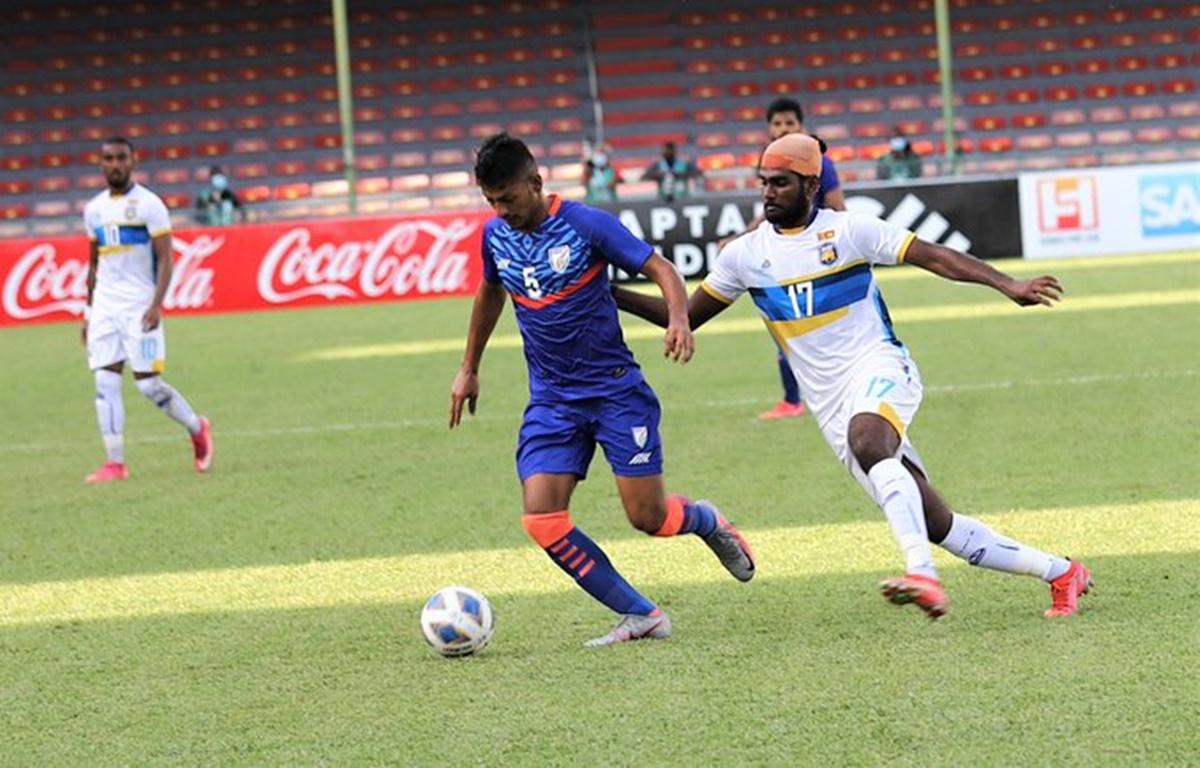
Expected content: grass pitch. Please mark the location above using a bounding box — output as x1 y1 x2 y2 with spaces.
1 251 1198 765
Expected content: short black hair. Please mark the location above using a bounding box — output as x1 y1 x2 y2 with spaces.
474 132 537 188
765 98 803 124
101 136 134 153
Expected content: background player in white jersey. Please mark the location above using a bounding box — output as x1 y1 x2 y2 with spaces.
81 137 212 483
613 134 1092 620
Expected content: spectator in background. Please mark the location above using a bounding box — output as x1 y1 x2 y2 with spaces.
194 165 244 226
877 130 923 181
583 144 618 204
642 141 701 202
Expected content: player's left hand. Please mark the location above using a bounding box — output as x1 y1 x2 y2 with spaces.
1004 275 1063 307
664 320 694 364
142 306 162 331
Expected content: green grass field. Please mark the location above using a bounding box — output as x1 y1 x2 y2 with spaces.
1 251 1198 765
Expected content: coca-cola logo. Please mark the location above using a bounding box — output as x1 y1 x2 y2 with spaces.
1 237 218 321
1 244 88 320
256 219 476 304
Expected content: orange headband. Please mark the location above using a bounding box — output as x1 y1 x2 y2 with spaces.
759 133 822 177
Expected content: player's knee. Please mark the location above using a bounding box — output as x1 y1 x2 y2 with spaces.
134 376 168 404
849 414 896 470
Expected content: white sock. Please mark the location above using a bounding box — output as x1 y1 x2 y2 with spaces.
135 376 201 434
867 458 938 579
939 513 1071 582
94 369 125 464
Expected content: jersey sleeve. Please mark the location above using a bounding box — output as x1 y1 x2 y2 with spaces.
143 194 172 237
569 205 653 275
480 221 500 285
819 155 841 195
699 239 747 305
846 212 917 266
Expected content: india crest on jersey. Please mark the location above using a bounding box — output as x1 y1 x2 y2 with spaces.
548 244 571 273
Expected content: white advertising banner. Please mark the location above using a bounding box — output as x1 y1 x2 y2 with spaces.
1019 162 1200 259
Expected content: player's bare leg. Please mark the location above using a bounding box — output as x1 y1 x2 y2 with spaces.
520 473 669 646
615 474 755 582
86 361 129 483
849 413 948 619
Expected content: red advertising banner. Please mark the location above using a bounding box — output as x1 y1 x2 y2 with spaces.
0 211 490 327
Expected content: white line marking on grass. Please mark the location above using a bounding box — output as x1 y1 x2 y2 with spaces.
299 289 1200 362
1 499 1195 627
1 370 1195 454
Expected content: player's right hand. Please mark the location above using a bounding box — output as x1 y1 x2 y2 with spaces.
449 369 480 429
664 320 694 364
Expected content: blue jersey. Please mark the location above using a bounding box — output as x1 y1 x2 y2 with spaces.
482 196 653 401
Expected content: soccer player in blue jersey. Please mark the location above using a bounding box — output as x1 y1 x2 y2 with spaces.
449 133 756 647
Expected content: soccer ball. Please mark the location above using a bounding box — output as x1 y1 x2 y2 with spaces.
420 585 495 657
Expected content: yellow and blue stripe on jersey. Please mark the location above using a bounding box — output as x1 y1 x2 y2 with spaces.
748 259 873 339
94 223 151 253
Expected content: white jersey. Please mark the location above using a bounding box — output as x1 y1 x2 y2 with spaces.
702 208 917 422
83 183 172 316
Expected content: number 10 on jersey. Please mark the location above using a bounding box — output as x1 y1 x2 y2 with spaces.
787 281 814 318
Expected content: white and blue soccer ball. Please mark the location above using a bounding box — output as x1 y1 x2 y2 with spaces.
420 585 495 657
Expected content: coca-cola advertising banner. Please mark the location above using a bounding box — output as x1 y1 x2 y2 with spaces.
0 212 487 326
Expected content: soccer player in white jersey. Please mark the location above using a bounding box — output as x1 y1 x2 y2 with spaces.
613 134 1092 619
80 137 213 483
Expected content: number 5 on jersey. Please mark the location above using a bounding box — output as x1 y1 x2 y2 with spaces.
522 265 543 299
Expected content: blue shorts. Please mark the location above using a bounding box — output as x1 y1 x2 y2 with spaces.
516 381 664 482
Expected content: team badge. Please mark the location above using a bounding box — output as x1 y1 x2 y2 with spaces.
124 202 138 221
819 242 838 264
631 425 648 449
548 245 571 274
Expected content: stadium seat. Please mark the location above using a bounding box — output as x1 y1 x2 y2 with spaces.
1096 129 1134 145
391 151 428 169
1134 126 1172 143
1122 81 1157 97
1084 84 1119 100
273 182 311 200
312 157 344 175
1089 106 1126 123
1005 88 1040 104
2 154 33 171
1163 78 1197 95
1130 104 1168 121
35 175 71 193
1055 131 1093 148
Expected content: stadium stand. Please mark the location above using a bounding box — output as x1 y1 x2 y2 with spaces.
0 0 1197 231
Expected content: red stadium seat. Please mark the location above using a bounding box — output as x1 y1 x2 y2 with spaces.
273 160 309 177
1134 126 1172 143
1005 88 1040 104
1122 81 1157 97
2 154 33 171
1 179 33 195
1012 113 1047 129
35 175 71 193
1076 58 1109 75
971 116 1006 132
39 151 72 169
1055 131 1093 148
1130 104 1167 121
965 91 1001 107
1163 78 1197 95
1084 84 1119 100
313 134 342 150
272 136 305 152
312 156 344 175
2 202 31 219
273 182 312 200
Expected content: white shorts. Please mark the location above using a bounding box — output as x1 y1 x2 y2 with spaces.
86 308 166 374
817 348 928 503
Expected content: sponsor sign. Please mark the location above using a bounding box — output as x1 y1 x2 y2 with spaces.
598 177 1019 282
1019 161 1200 259
0 212 486 326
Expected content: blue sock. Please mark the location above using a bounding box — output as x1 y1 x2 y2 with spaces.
657 495 719 537
525 512 656 616
777 351 801 405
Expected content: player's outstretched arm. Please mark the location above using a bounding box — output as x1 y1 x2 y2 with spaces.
905 239 1063 307
639 253 693 363
612 282 731 332
450 281 506 429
